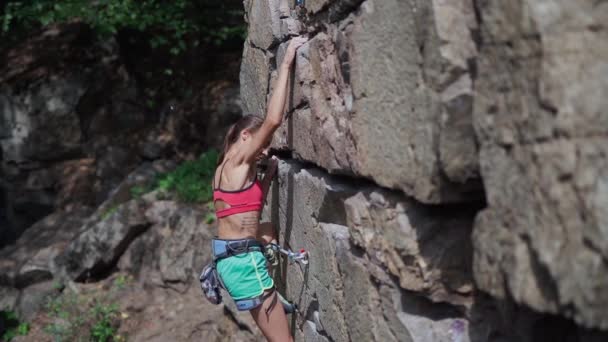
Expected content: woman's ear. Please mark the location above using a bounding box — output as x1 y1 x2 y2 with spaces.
240 130 250 141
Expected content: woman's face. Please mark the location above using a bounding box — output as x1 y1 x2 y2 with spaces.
240 128 270 162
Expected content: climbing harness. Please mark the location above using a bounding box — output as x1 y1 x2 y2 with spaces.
199 238 308 314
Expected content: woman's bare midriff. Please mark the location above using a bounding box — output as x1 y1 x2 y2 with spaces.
216 210 261 240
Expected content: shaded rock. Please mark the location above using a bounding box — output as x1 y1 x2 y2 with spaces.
158 207 213 289
345 190 475 307
16 247 56 288
391 287 470 342
16 280 59 321
0 286 19 312
0 76 84 163
0 23 144 242
143 200 179 225
0 206 92 288
56 199 150 282
54 158 97 209
117 223 163 281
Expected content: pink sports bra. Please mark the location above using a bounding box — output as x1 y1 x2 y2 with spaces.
212 160 263 218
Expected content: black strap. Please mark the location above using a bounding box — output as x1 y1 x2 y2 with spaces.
264 290 278 317
228 239 255 253
214 158 259 192
215 158 230 189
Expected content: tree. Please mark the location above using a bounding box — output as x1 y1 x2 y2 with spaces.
1 0 245 53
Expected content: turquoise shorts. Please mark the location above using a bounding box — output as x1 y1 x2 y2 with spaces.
216 251 274 300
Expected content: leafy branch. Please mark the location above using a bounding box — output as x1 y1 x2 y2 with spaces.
2 0 245 53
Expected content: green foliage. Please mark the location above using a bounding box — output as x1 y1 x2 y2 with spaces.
155 149 218 203
44 286 125 342
129 185 148 199
2 0 245 52
112 274 131 290
101 205 119 220
205 212 216 224
1 311 30 341
89 302 119 342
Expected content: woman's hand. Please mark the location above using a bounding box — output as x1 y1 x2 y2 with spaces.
266 156 279 179
282 36 308 67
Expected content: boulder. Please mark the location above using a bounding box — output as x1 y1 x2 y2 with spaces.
0 286 19 312
15 281 59 321
56 199 150 281
0 206 92 288
158 207 214 290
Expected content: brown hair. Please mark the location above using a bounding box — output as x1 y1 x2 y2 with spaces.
217 114 264 166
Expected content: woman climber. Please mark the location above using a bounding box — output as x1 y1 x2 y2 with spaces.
210 36 307 342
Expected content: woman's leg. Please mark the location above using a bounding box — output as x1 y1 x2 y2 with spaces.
251 291 293 342
254 223 293 340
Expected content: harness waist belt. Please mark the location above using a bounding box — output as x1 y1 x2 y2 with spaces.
212 238 264 261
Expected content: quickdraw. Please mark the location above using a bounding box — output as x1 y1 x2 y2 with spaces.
267 243 309 266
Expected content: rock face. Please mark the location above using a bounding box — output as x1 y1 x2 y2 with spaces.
242 0 482 204
0 24 142 244
473 0 608 330
262 160 477 341
242 0 608 339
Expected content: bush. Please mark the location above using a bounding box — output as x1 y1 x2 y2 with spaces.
43 282 128 342
89 302 119 342
156 149 218 203
1 311 29 341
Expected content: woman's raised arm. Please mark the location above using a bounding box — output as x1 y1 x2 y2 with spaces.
237 37 308 164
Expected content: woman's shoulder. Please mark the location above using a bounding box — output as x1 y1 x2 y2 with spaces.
215 160 256 190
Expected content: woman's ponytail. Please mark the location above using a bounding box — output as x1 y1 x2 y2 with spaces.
217 123 238 166
217 114 264 166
